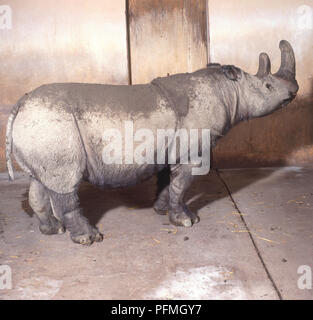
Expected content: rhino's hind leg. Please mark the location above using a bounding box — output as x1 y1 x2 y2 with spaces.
168 164 199 227
49 190 103 245
29 178 65 235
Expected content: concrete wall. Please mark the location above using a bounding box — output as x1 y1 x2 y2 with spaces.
209 0 313 167
0 0 128 171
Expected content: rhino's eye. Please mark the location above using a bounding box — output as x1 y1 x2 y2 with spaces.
266 83 273 91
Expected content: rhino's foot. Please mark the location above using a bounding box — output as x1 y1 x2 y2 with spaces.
183 204 200 224
92 227 104 242
61 208 103 245
169 204 199 227
70 227 103 246
169 209 193 227
153 199 169 215
39 217 65 235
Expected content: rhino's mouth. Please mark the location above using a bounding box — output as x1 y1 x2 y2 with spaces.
280 95 295 107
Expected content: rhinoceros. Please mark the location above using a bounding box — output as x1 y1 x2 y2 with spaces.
6 40 298 245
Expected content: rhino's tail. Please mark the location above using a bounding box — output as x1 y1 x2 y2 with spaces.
5 102 22 181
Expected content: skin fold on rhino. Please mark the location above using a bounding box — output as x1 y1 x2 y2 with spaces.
6 40 298 245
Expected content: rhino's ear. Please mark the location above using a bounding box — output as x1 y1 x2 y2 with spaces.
221 65 242 81
256 52 271 78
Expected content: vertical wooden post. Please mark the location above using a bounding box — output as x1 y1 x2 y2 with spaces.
127 0 208 84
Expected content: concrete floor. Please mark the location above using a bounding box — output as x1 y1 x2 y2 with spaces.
0 167 312 300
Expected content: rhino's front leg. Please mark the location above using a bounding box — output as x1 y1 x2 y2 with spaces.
154 166 170 215
154 186 169 215
167 164 199 227
49 190 103 245
154 185 199 224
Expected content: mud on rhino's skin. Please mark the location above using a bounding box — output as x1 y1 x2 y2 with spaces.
5 40 299 245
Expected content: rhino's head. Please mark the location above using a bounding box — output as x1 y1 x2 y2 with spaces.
234 40 299 119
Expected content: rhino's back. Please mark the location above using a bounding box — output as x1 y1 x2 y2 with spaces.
29 82 167 117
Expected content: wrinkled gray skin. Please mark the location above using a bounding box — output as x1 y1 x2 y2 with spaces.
6 40 298 245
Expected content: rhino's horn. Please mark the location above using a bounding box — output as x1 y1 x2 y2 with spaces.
256 52 271 78
274 40 296 80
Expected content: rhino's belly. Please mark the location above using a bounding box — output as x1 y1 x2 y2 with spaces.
77 99 177 188
88 163 162 188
